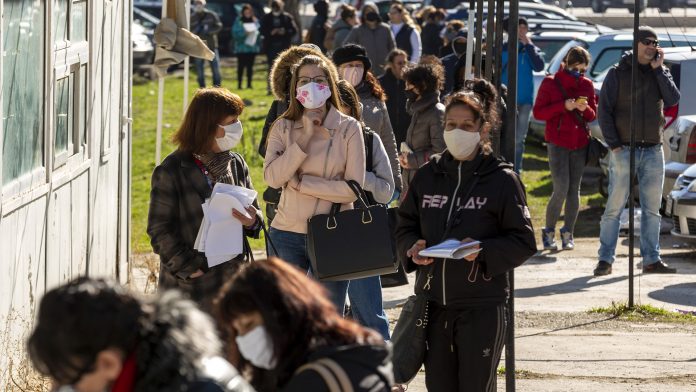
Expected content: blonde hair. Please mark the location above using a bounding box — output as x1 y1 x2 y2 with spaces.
281 55 345 121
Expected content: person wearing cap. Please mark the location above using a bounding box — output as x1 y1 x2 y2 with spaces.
500 16 545 173
333 44 402 198
191 0 223 88
343 3 395 77
594 26 681 276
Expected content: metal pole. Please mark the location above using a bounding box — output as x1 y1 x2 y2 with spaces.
183 0 191 113
474 0 484 78
628 0 640 309
485 0 495 79
505 1 519 390
465 0 476 80
155 0 168 165
494 0 505 89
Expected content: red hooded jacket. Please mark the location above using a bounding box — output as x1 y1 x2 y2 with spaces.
533 68 597 150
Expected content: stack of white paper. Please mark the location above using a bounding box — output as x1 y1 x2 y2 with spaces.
194 183 258 267
243 22 259 47
418 239 482 260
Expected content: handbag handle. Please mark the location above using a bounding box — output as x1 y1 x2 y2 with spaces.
325 180 373 230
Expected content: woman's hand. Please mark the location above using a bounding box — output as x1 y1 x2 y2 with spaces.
232 205 259 228
564 99 577 111
460 237 480 262
398 152 412 169
576 101 588 112
407 239 434 266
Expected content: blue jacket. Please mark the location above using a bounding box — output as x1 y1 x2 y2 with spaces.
501 41 545 105
232 17 261 54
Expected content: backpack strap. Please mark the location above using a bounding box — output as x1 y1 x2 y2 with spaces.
295 358 354 392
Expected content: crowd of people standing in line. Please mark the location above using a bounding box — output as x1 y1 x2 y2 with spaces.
26 0 682 389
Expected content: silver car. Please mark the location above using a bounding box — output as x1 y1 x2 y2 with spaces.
666 164 696 239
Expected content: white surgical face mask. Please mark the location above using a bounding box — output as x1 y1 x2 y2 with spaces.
296 82 332 109
444 128 481 160
341 66 364 87
235 325 277 369
194 3 205 13
216 121 243 151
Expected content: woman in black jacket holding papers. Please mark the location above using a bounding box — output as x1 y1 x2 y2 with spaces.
147 88 261 313
395 80 537 391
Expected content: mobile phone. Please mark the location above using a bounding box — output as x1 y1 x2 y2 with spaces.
654 52 661 61
575 96 588 105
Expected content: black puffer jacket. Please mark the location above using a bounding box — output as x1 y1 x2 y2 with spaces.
396 151 537 308
281 344 394 391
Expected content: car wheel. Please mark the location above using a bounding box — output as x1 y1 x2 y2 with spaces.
592 0 607 12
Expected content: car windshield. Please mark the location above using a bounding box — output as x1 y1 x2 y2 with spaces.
535 38 574 66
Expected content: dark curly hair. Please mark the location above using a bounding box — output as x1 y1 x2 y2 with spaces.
403 62 444 95
27 277 222 391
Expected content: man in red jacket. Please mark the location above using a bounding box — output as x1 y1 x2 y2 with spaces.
533 46 597 251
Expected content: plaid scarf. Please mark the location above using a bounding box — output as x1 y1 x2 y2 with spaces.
193 151 235 185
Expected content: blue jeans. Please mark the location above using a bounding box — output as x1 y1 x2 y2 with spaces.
598 146 664 265
514 104 533 173
268 227 349 314
194 49 222 88
347 276 390 340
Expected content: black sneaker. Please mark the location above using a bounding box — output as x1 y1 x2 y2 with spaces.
643 261 677 274
594 261 612 276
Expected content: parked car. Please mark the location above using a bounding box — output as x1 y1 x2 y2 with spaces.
133 0 266 55
659 51 696 197
446 2 613 33
133 22 155 74
591 0 696 13
665 164 696 239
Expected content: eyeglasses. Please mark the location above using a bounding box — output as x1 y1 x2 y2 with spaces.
640 38 659 47
297 76 329 86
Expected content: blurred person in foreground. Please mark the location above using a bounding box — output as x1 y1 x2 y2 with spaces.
27 277 254 392
215 257 394 391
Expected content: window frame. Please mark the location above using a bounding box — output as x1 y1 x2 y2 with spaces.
51 0 90 172
0 0 49 199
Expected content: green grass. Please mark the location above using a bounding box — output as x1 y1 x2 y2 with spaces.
589 302 696 323
131 58 605 254
131 59 271 253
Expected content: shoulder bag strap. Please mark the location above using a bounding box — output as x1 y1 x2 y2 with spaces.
295 362 342 391
317 359 355 392
553 77 588 131
364 130 374 173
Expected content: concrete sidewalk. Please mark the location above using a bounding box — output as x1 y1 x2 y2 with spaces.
384 236 696 391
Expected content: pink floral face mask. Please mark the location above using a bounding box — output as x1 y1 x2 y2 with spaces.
296 82 332 109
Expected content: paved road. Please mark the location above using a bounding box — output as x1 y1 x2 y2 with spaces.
383 234 696 391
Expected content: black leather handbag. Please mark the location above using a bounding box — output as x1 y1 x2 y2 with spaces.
307 180 397 281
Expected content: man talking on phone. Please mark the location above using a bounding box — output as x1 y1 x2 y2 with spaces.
594 26 681 276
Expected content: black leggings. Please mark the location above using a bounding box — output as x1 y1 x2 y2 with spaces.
237 53 256 88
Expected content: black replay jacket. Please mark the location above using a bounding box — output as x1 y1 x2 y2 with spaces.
396 151 537 308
